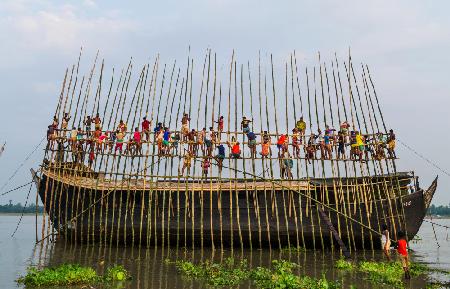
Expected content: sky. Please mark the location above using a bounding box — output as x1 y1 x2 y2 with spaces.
0 0 449 205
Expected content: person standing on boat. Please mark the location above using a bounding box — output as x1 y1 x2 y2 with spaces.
202 157 211 177
291 128 301 158
296 116 306 140
282 151 294 179
181 113 190 141
180 150 192 176
387 129 396 159
381 224 391 261
337 131 346 160
141 116 151 142
162 127 171 155
93 113 102 131
260 133 271 159
84 115 93 136
61 112 71 136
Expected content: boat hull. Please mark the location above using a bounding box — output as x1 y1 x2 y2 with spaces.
35 172 436 249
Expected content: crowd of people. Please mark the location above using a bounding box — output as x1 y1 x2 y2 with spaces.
46 113 397 176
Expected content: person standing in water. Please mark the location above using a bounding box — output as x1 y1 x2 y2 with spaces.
381 224 391 261
396 231 410 279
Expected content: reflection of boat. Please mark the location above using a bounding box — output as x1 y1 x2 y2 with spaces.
32 165 437 249
0 141 5 157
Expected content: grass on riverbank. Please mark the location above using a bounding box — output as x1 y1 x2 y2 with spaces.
17 264 130 287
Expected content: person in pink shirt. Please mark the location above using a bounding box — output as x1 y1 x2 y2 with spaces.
133 127 142 155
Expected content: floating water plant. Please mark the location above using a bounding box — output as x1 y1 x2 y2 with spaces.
334 258 355 271
251 260 340 289
17 264 130 287
175 257 251 287
173 258 340 289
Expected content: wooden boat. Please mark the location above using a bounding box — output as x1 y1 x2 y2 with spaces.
33 52 438 250
32 164 437 249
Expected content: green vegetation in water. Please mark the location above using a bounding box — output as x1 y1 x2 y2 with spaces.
17 264 130 287
251 260 341 289
334 259 449 288
357 261 445 288
334 258 355 271
174 257 250 287
172 258 340 288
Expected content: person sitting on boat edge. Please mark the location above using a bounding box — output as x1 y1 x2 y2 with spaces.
241 116 252 134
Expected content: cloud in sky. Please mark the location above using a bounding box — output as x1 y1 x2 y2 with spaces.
0 0 449 205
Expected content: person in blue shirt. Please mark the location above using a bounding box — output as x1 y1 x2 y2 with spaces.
163 127 171 155
153 122 163 138
247 131 257 158
214 144 226 172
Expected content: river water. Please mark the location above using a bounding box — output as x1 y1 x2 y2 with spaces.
0 215 448 289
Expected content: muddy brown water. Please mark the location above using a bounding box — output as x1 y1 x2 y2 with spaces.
1 215 448 289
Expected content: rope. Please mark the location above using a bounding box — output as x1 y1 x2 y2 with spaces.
11 182 33 237
398 139 450 177
0 181 33 197
423 219 450 229
0 136 45 192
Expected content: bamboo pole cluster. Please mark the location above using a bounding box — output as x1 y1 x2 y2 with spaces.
36 49 412 251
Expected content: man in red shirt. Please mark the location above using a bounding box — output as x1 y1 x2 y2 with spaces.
141 117 151 141
396 231 410 279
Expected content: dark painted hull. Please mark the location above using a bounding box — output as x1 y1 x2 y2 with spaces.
36 172 436 249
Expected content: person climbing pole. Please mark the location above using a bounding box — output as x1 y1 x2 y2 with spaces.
141 116 151 142
202 157 211 177
214 144 226 172
291 128 301 158
181 113 190 141
240 117 252 134
247 130 257 158
387 129 396 159
296 116 307 140
93 113 102 131
180 150 192 176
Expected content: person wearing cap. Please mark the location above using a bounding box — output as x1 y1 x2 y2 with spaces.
241 117 252 134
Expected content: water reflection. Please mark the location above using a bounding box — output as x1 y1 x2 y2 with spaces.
29 239 432 289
